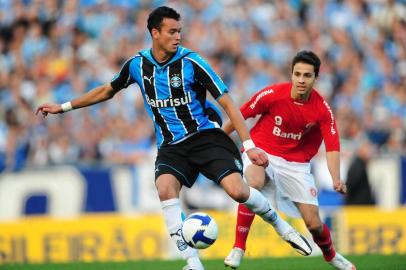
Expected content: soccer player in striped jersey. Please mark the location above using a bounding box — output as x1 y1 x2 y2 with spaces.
223 51 356 270
36 7 312 270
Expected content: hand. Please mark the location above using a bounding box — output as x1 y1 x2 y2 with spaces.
35 103 63 117
333 179 347 194
246 148 269 167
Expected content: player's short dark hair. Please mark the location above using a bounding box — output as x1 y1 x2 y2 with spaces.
292 51 321 77
147 6 180 35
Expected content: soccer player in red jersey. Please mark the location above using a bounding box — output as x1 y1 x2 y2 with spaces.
223 51 356 270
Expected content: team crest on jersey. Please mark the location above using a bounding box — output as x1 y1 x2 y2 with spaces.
310 188 317 197
170 74 182 88
304 122 316 135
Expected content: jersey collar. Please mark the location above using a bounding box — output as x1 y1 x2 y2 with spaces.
139 46 193 69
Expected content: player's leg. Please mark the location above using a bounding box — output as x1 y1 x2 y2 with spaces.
296 203 356 270
221 173 311 256
232 164 266 250
224 164 265 268
155 146 203 270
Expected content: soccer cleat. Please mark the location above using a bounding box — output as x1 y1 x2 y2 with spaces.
281 229 312 256
328 253 356 270
224 247 245 269
182 263 204 270
183 256 204 270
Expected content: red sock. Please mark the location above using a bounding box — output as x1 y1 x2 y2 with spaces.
311 223 336 261
233 204 256 251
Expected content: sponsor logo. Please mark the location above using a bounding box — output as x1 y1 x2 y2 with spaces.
273 126 302 140
234 159 242 171
239 211 255 216
177 239 188 251
237 226 250 233
146 92 192 108
143 75 154 84
269 211 278 222
170 75 182 88
171 229 188 251
249 89 274 109
323 100 336 135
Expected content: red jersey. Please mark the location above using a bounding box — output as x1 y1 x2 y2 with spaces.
241 82 340 162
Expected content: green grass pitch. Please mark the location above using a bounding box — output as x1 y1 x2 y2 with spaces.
1 255 406 270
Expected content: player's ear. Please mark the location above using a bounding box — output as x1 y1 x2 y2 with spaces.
151 28 160 39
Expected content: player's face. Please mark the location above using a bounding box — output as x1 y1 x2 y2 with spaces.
291 62 317 98
153 18 181 54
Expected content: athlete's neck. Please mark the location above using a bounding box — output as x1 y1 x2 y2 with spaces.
151 46 175 63
291 87 311 102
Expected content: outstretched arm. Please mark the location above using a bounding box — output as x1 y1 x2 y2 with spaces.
326 151 347 194
36 83 119 116
217 93 268 167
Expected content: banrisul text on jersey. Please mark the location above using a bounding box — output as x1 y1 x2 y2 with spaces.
110 46 227 148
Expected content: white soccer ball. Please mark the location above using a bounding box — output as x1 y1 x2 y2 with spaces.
181 212 218 249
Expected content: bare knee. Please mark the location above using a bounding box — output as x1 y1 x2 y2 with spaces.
304 218 323 234
297 204 323 234
156 174 181 201
247 175 265 189
245 165 266 190
221 174 250 203
230 187 250 203
157 184 177 200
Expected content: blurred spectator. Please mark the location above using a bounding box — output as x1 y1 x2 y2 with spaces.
345 139 376 205
0 0 405 172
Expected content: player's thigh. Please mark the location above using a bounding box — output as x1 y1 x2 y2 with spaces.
189 129 243 185
155 144 198 189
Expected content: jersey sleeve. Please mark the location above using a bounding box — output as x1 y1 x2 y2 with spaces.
240 86 275 119
319 100 340 151
110 57 136 90
205 100 222 126
187 53 228 99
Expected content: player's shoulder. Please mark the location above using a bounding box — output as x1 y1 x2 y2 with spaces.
124 54 142 65
311 88 329 105
310 89 335 115
259 82 291 97
180 47 210 63
272 82 292 92
116 55 141 71
249 82 290 106
178 46 195 56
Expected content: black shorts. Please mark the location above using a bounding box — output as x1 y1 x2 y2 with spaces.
155 129 243 188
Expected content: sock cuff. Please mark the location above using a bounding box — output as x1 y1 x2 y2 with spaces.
320 223 331 238
238 203 255 216
161 198 180 209
244 187 257 205
312 223 332 242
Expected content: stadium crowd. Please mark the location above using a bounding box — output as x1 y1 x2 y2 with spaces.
0 0 405 172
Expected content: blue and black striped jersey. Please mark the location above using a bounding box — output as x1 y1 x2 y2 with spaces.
111 46 227 148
